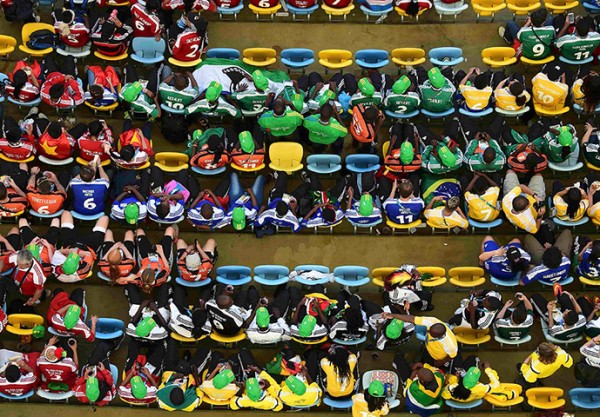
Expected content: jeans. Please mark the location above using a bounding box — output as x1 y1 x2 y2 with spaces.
229 172 265 203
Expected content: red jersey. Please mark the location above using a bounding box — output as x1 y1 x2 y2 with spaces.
55 22 90 48
37 130 76 161
87 66 120 89
136 256 170 286
0 308 6 334
6 61 41 102
77 125 113 162
40 72 84 109
0 353 40 396
131 3 161 37
10 60 42 80
230 149 265 170
215 0 241 6
287 0 316 7
37 357 78 391
322 0 352 7
26 185 66 215
190 144 229 169
172 31 203 62
177 255 212 282
250 0 278 6
74 368 115 406
7 254 46 297
350 104 377 143
162 0 217 10
0 137 35 161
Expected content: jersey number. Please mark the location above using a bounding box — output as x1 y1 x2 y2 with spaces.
258 0 271 6
134 20 146 32
84 198 97 210
574 51 590 60
185 44 200 59
37 205 50 215
532 44 545 57
536 90 554 104
396 214 413 224
167 102 185 110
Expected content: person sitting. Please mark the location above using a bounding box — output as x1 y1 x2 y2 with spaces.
575 235 600 282
531 288 587 341
494 292 535 341
147 165 198 223
461 117 507 173
421 134 464 175
37 121 76 162
0 174 27 216
349 77 384 109
382 265 434 312
53 9 90 50
349 103 385 153
187 127 231 172
449 289 503 330
255 172 301 233
0 347 39 397
244 288 292 345
176 238 217 283
73 120 114 163
556 16 600 64
111 186 147 224
267 369 322 409
322 0 352 7
36 336 79 395
46 288 97 341
215 172 263 230
188 179 230 230
5 60 42 103
303 103 347 155
572 71 600 114
40 54 84 109
132 0 162 38
521 229 572 285
577 334 600 386
424 196 469 230
230 355 283 411
119 339 162 405
369 306 415 350
156 339 202 411
185 81 241 119
457 67 493 112
464 173 501 223
198 351 241 404
395 0 432 16
384 75 421 116
581 297 600 338
205 284 257 336
501 169 545 233
345 187 382 227
519 342 573 387
551 181 588 222
499 9 555 61
231 70 277 116
97 231 136 283
493 74 531 112
289 287 331 342
159 71 199 111
357 0 393 11
229 131 265 172
84 65 120 108
413 66 455 113
313 345 358 399
167 12 207 64
443 360 519 403
90 10 133 58
8 217 58 276
531 122 578 165
382 178 425 225
257 98 304 143
351 381 388 417
111 122 154 169
582 121 600 168
295 171 346 229
68 158 110 216
0 116 36 161
479 236 530 281
393 354 444 416
328 289 369 343
124 285 171 342
531 64 569 113
299 72 340 112
73 338 121 406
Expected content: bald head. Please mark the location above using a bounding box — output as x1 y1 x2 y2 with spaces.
417 368 434 384
429 323 446 338
216 294 233 309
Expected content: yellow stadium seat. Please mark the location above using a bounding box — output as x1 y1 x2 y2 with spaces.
168 57 202 68
84 101 119 117
75 157 110 167
371 267 397 287
471 0 506 21
321 3 355 21
580 276 600 288
242 48 277 67
268 142 303 173
94 50 129 61
154 152 189 173
534 105 569 117
391 48 426 69
0 209 24 218
170 332 208 343
318 49 353 72
586 160 600 172
448 266 486 288
453 327 491 346
291 336 329 345
526 387 565 410
231 160 266 172
248 3 282 20
506 0 542 17
520 55 555 66
203 396 231 407
0 35 17 58
209 331 246 345
544 0 579 12
481 47 517 68
394 6 427 22
6 314 44 336
416 266 447 288
0 154 34 163
19 23 55 57
386 218 423 234
485 384 524 410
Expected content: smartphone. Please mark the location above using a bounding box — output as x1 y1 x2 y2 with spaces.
567 13 574 24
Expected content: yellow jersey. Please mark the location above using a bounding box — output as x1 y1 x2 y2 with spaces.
553 194 589 221
442 367 500 402
502 187 539 233
532 74 568 110
352 393 390 417
460 85 493 110
520 347 573 383
413 316 458 360
320 354 357 397
424 207 469 229
572 79 584 107
200 380 239 402
494 87 531 111
588 202 600 221
465 187 501 222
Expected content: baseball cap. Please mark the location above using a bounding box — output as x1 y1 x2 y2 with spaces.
462 367 481 389
26 243 40 261
428 68 445 89
358 78 375 96
239 131 255 153
392 76 411 94
368 380 385 397
185 253 201 271
506 246 521 263
86 376 100 402
213 369 235 389
298 315 317 337
252 70 268 91
192 129 203 142
292 94 304 112
130 376 148 399
285 375 306 396
232 207 246 231
32 324 45 338
400 141 414 164
318 89 336 107
63 305 81 330
206 81 222 102
256 306 270 329
557 126 573 146
246 378 262 401
437 145 457 167
124 203 139 225
385 318 404 340
135 317 156 338
359 194 374 216
62 252 80 275
122 82 143 103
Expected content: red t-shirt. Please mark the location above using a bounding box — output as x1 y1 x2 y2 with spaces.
0 353 40 396
250 0 278 6
172 31 203 62
8 255 46 297
55 22 90 48
214 0 241 7
0 137 35 160
37 131 75 160
37 357 78 391
287 0 316 7
322 0 352 7
131 3 161 37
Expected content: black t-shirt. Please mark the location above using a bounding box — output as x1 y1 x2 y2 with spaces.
205 300 244 336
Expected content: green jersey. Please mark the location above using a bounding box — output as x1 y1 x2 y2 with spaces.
158 83 199 110
279 83 308 114
303 115 347 145
185 97 241 118
421 137 463 174
495 311 534 341
350 92 383 108
464 139 506 173
556 33 600 61
532 124 577 163
231 89 269 114
120 82 158 118
184 127 225 157
517 26 555 59
258 110 303 137
307 85 341 112
419 80 456 112
384 92 421 114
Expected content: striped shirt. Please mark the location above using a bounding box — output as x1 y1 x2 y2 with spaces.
414 316 458 360
502 187 539 233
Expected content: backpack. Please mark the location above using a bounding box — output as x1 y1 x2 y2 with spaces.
26 29 56 50
161 113 190 143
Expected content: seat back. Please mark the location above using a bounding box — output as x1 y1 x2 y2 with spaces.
346 154 379 168
526 387 564 401
132 37 165 58
217 265 252 280
254 265 290 279
243 47 276 61
429 46 463 60
295 264 330 273
319 49 352 63
483 47 515 61
206 48 240 59
8 313 43 327
308 154 341 168
569 388 600 403
155 152 189 167
269 142 303 170
334 265 369 280
391 48 425 62
282 48 314 62
449 267 484 280
416 266 446 277
21 23 55 44
474 0 505 7
356 49 388 62
0 35 16 49
507 0 538 7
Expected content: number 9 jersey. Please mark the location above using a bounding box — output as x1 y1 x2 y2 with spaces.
68 177 110 215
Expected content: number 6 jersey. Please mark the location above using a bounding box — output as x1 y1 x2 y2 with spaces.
68 177 109 215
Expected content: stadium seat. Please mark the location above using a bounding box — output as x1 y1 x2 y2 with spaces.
0 154 34 164
281 48 315 73
429 47 464 66
175 277 212 288
8 96 41 110
94 49 129 61
248 3 282 20
495 106 530 118
345 154 380 173
253 264 290 286
94 318 124 340
321 3 355 21
520 55 555 66
206 48 241 59
37 389 74 403
333 265 371 287
0 35 17 59
544 0 579 13
347 216 382 234
71 211 104 222
421 108 456 120
574 103 600 115
209 331 246 345
485 384 524 410
6 314 44 336
569 388 600 409
446 399 483 410
385 109 420 119
171 332 208 343
168 56 202 67
191 165 227 176
490 272 522 288
471 0 506 21
292 335 329 345
359 5 394 22
540 319 582 347
506 0 542 18
355 49 389 69
218 2 244 20
394 5 428 21
333 336 367 345
579 276 600 288
465 203 503 233
386 218 423 234
30 208 64 220
559 54 594 65
391 48 426 71
323 395 354 410
417 266 448 288
0 390 34 401
293 264 331 285
154 152 189 173
493 328 532 348
130 37 166 65
287 3 319 20
242 47 277 67
371 267 396 287
526 387 565 410
84 101 119 117
448 266 486 288
160 103 185 115
19 23 55 57
318 49 353 72
56 44 91 58
583 1 600 12
216 265 252 286
534 105 569 117
458 107 494 118
361 370 400 408
269 142 304 173
433 0 469 21
453 327 491 346
307 154 342 175
539 276 574 287
481 47 517 68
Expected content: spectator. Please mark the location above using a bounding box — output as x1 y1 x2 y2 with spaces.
556 16 600 63
229 131 265 171
111 122 154 169
255 172 301 233
424 196 469 230
215 172 263 230
530 288 587 341
188 179 230 230
351 381 389 417
5 60 42 103
131 0 162 38
572 71 600 114
464 174 501 223
167 12 208 63
68 158 110 216
0 116 36 161
40 54 84 109
461 116 507 173
349 104 385 153
449 289 502 330
73 338 121 406
393 355 444 417
205 284 257 336
257 98 304 143
413 66 456 113
479 236 530 281
0 348 38 397
176 238 217 283
185 81 241 118
37 336 79 395
53 9 90 50
582 121 600 168
90 11 133 58
349 77 384 108
493 74 531 112
159 71 199 111
499 9 555 61
187 128 231 172
119 64 162 120
501 169 545 233
552 181 588 222
84 65 120 107
382 178 425 225
0 248 47 306
457 67 493 111
494 292 535 341
531 64 569 113
73 120 114 163
303 103 348 154
119 339 162 405
37 121 76 162
46 288 97 341
522 229 572 286
421 135 464 175
518 342 573 387
574 235 600 281
316 345 358 399
384 75 421 116
97 231 137 283
532 122 578 165
147 166 198 223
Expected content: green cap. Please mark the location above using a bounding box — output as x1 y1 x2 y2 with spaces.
130 376 148 399
239 131 255 154
359 194 373 216
428 67 445 89
32 324 45 338
62 252 80 275
135 317 156 338
285 375 306 396
298 315 317 337
392 76 411 94
246 378 262 402
192 129 203 142
292 94 304 112
122 82 143 103
463 367 481 389
252 70 268 91
400 141 414 165
368 380 385 397
232 207 246 231
557 126 573 147
63 305 81 330
206 81 222 102
385 319 404 340
124 203 139 225
255 306 270 329
318 89 336 107
213 369 235 389
86 376 100 402
438 145 457 167
27 243 40 261
358 78 375 96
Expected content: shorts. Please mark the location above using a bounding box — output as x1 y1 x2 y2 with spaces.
137 235 174 266
20 225 60 247
60 224 105 252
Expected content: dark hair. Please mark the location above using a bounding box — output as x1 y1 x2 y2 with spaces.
12 70 28 99
405 0 420 16
47 122 62 139
582 74 600 111
364 391 387 412
508 80 527 107
146 0 160 11
344 297 364 334
169 387 185 405
327 346 351 380
525 153 543 173
363 106 379 123
531 8 548 27
322 206 336 223
80 166 95 182
49 83 64 100
450 376 472 401
38 177 53 194
575 19 590 37
512 195 529 212
565 187 582 219
273 99 285 115
89 84 104 100
206 135 224 166
321 103 333 119
474 74 488 90
564 310 578 326
5 125 21 143
542 246 563 269
156 201 169 219
61 10 73 23
88 120 103 137
174 75 188 91
120 144 135 162
399 181 413 198
507 247 528 272
483 147 496 164
5 364 20 383
512 308 527 325
546 66 562 82
486 296 502 311
101 20 116 40
588 240 600 264
275 200 288 217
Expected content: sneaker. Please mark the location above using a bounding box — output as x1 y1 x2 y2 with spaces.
498 26 508 44
25 106 39 120
38 112 48 120
300 170 309 183
553 283 563 298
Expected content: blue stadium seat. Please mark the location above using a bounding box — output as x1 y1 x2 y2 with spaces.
191 166 227 175
218 2 244 20
421 108 456 120
323 395 354 410
307 154 342 174
253 264 290 286
458 107 493 118
286 3 319 20
131 37 166 65
216 265 252 286
332 336 367 345
385 109 420 119
345 154 380 173
281 48 315 72
206 48 241 59
429 47 464 66
559 55 594 66
446 399 484 410
94 318 124 340
0 390 34 401
71 211 105 221
355 49 389 69
29 208 63 219
359 5 394 21
293 264 331 285
175 277 213 288
569 388 600 409
583 1 600 13
333 265 370 287
490 272 521 287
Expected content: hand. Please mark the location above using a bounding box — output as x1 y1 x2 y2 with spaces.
97 362 105 371
69 339 78 350
91 315 98 325
515 292 525 301
547 301 556 310
381 312 392 320
48 336 58 345
25 298 35 306
505 300 514 308
586 123 597 133
65 75 74 81
31 166 40 175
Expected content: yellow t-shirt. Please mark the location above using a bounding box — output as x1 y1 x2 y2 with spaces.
572 79 584 107
320 354 357 397
502 186 539 233
230 371 282 411
424 207 469 229
465 187 501 221
261 371 322 407
200 380 239 402
352 393 390 417
588 202 600 221
532 73 568 110
520 347 573 383
460 85 493 110
553 194 589 221
494 87 531 111
442 367 500 402
414 316 458 361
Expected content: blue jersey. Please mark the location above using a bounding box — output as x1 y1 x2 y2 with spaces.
111 196 147 222
147 196 184 223
187 200 225 229
577 248 600 280
255 198 300 232
383 197 425 224
301 205 344 229
69 178 109 215
483 241 531 280
215 194 258 229
522 256 571 285
345 202 382 226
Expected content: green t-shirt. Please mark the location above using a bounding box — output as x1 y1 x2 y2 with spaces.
231 90 269 113
258 110 303 137
350 92 383 108
158 83 199 110
419 80 456 112
303 115 347 145
184 127 225 157
556 33 600 61
517 26 555 59
384 92 421 114
120 82 158 118
185 97 241 118
532 125 577 163
464 139 506 173
421 137 463 174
